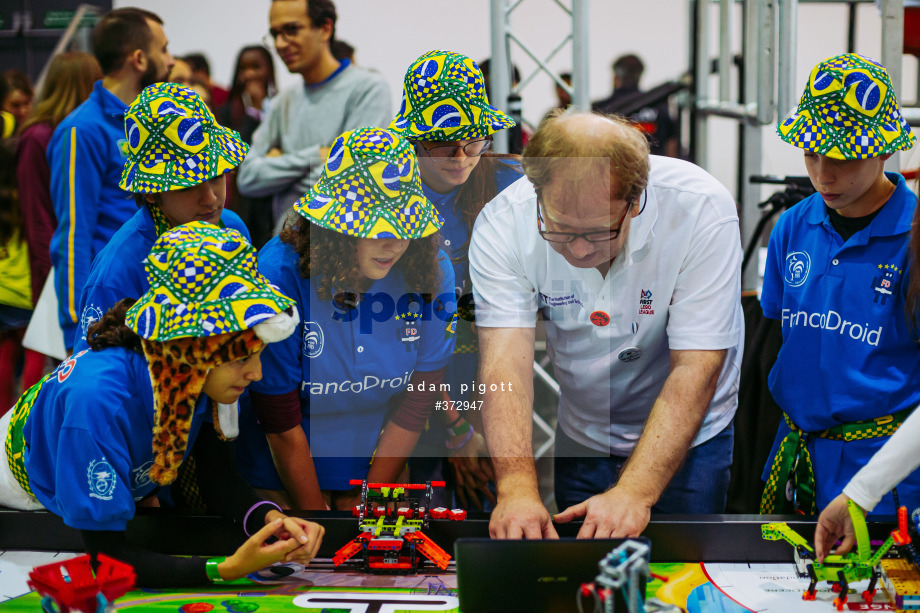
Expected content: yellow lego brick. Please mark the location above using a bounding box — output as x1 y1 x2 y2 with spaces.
883 559 920 595
882 559 920 612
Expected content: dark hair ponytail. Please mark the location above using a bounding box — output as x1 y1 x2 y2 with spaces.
87 298 143 354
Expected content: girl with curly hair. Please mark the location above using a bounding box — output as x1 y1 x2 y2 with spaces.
236 126 456 511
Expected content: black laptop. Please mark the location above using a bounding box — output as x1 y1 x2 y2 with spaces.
455 538 650 613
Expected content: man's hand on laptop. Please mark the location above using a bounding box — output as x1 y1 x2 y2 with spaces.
553 485 652 538
490 492 559 539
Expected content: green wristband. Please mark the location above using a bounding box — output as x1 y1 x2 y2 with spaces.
205 557 227 583
447 420 471 438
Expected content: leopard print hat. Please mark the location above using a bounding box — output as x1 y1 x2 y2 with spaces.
125 222 298 486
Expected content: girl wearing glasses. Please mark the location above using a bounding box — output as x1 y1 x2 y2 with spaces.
235 127 456 511
389 50 519 509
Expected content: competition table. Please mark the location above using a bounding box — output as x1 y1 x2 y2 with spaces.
0 509 907 612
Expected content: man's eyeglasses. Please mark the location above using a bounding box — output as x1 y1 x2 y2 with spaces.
536 192 637 244
262 23 306 48
416 138 492 159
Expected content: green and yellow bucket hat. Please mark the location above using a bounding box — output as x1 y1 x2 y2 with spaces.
389 50 515 142
777 53 916 160
293 126 444 239
119 83 249 193
126 222 296 342
126 222 297 487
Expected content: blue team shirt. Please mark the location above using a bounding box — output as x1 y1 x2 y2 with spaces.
236 235 456 491
49 81 135 347
761 172 920 512
72 207 250 353
23 347 210 531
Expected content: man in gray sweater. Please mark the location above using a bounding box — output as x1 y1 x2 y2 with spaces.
238 0 391 228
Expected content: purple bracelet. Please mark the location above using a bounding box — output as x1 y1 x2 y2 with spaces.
243 500 283 536
445 424 475 450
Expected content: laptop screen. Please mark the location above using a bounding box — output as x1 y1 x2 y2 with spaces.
455 538 650 613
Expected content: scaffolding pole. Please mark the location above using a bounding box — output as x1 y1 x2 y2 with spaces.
490 0 590 152
880 0 904 172
490 0 511 154
740 0 771 292
571 0 590 110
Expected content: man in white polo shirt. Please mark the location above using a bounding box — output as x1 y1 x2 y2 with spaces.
469 110 743 539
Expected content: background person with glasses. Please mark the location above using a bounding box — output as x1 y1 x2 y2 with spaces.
236 0 390 234
389 50 520 510
469 110 744 539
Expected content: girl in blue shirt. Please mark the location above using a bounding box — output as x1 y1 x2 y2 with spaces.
0 222 324 587
236 126 456 511
389 50 521 508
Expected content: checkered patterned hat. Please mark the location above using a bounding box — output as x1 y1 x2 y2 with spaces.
777 53 916 160
389 50 515 142
293 127 444 239
126 222 295 341
119 83 249 193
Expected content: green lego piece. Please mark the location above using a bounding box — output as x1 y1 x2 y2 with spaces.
760 502 901 609
850 500 871 562
763 522 815 554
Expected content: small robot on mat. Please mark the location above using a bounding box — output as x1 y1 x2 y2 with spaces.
333 480 465 574
762 502 913 610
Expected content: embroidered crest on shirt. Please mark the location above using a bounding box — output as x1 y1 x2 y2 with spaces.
638 289 654 315
397 311 422 352
303 322 325 358
871 264 902 305
80 305 104 340
784 251 811 287
87 458 117 501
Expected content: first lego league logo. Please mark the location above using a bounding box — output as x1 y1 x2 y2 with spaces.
639 289 654 315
